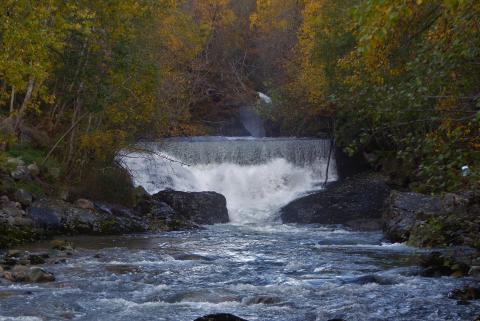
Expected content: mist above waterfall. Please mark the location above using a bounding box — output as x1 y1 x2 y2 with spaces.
238 106 266 137
121 137 337 224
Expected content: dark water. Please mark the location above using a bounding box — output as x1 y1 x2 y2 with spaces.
1 224 479 321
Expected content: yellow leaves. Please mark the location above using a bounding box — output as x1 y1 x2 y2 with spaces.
250 0 299 32
80 130 128 161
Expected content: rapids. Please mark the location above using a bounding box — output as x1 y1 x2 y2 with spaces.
0 137 478 321
0 226 478 321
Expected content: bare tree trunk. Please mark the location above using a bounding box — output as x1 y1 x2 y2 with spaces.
323 119 336 187
66 97 82 166
14 77 36 132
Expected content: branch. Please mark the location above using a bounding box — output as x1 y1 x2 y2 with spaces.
41 112 90 166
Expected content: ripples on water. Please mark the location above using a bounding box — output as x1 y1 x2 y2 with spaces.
1 224 479 321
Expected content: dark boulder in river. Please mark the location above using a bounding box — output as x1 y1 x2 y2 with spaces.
151 190 229 225
279 173 390 230
193 314 248 321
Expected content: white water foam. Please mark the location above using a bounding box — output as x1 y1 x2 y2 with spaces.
121 137 336 224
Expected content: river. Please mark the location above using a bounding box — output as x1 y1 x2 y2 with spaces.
0 137 478 321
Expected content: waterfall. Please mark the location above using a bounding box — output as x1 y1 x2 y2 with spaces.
120 137 337 224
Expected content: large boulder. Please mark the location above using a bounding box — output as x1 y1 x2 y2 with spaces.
279 173 390 230
382 191 443 243
152 190 229 225
383 191 480 246
28 198 147 234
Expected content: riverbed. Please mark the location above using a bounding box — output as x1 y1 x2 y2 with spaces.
1 224 479 321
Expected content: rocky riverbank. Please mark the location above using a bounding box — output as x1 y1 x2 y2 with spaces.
279 171 480 282
0 187 229 249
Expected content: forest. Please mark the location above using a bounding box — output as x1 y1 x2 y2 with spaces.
1 1 480 321
0 0 479 195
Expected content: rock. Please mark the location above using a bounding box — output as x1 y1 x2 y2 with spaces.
0 175 15 195
280 173 390 230
469 266 480 279
51 240 74 251
419 252 470 277
135 197 197 231
27 267 55 283
166 291 239 304
384 191 480 247
151 190 229 225
448 287 480 301
383 191 444 243
2 266 55 283
28 254 47 265
6 157 24 167
14 189 33 207
242 295 282 305
74 198 95 210
2 251 49 266
28 198 147 235
173 254 211 261
193 314 248 321
11 165 29 180
0 197 35 230
27 163 40 177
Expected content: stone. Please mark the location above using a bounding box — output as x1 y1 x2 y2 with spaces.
14 189 33 207
448 287 480 301
11 165 29 180
0 175 15 195
6 157 24 167
27 267 55 283
173 254 212 261
280 173 390 230
74 198 95 210
242 295 282 305
382 191 444 242
27 163 40 177
28 254 46 265
51 240 74 251
28 198 147 235
469 266 480 279
2 271 15 282
2 266 55 283
193 314 248 321
419 252 470 278
151 190 229 225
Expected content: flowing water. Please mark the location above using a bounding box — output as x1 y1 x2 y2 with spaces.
120 137 336 223
0 137 479 321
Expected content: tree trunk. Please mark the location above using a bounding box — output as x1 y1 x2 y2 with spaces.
14 77 36 132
